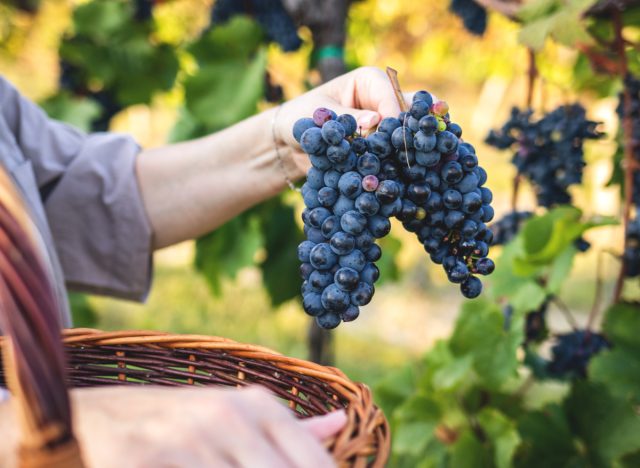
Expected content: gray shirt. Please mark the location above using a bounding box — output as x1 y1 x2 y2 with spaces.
0 76 153 327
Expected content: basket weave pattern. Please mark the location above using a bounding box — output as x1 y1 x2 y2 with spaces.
1 328 390 467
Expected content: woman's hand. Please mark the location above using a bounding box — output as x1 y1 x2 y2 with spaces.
274 66 415 174
0 385 346 468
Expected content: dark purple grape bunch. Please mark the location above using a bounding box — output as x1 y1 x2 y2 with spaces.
486 105 602 208
547 330 610 379
386 94 495 299
295 108 399 329
294 93 495 328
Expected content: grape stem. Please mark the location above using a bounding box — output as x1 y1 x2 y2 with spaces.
550 296 579 331
511 50 537 212
612 9 633 304
385 67 408 113
587 250 605 330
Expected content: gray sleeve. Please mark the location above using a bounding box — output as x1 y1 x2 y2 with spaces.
0 77 153 301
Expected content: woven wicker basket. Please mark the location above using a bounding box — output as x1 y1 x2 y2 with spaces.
0 166 390 467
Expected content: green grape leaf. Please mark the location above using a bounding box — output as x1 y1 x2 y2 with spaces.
564 381 640 466
518 15 557 51
375 365 418 419
432 354 474 391
589 348 640 404
257 198 302 306
545 246 577 294
602 303 640 353
376 234 401 284
517 0 561 22
184 47 267 130
450 299 523 389
510 281 547 315
113 42 179 105
194 214 263 295
189 16 263 65
515 404 584 468
40 93 101 132
72 0 131 41
450 430 493 468
477 408 521 468
393 421 437 456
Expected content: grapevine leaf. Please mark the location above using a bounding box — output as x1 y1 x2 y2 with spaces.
450 299 523 390
589 348 640 404
515 404 584 468
432 354 474 391
395 394 441 423
477 408 521 468
518 16 557 51
545 246 577 294
375 365 418 418
194 215 263 295
564 381 640 466
376 234 401 284
72 0 131 41
450 430 493 468
184 47 267 130
517 0 561 22
189 16 263 65
40 93 101 132
393 421 437 456
602 303 640 353
257 198 302 306
509 281 547 314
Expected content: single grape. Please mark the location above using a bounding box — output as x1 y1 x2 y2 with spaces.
365 244 382 262
448 122 462 138
321 120 346 146
351 137 368 155
334 267 360 291
366 132 393 158
355 230 375 250
375 180 401 204
316 311 341 329
333 195 356 217
410 100 430 120
317 187 338 207
309 243 338 270
369 215 391 238
436 131 459 154
310 154 332 170
441 161 464 184
357 153 381 176
341 305 360 322
321 284 350 312
300 127 327 154
293 118 316 143
355 192 380 216
415 150 441 167
419 115 438 135
297 240 315 263
341 210 368 235
351 282 374 306
361 263 380 284
443 189 463 209
461 276 482 298
413 90 434 106
391 126 414 149
303 292 324 316
313 107 336 126
327 140 351 163
329 231 356 256
339 249 366 271
448 261 469 283
475 257 495 275
378 117 402 135
414 131 437 152
337 114 357 136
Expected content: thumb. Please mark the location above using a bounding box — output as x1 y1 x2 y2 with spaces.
300 409 348 441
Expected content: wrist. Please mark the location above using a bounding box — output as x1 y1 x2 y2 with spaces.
270 104 303 190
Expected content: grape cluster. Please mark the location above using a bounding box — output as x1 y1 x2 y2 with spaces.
486 105 602 208
211 0 302 52
547 330 609 379
449 0 487 36
294 93 494 328
490 211 533 246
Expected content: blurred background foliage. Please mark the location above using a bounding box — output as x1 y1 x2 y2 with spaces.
1 0 640 466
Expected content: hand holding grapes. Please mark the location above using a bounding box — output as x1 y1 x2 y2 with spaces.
273 67 417 176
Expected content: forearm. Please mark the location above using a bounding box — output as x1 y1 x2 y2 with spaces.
136 107 303 249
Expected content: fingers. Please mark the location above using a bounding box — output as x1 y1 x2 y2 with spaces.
264 419 336 468
300 410 348 441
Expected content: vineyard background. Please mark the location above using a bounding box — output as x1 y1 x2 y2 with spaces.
1 0 639 466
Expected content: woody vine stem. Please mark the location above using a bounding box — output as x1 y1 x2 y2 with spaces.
612 9 634 304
